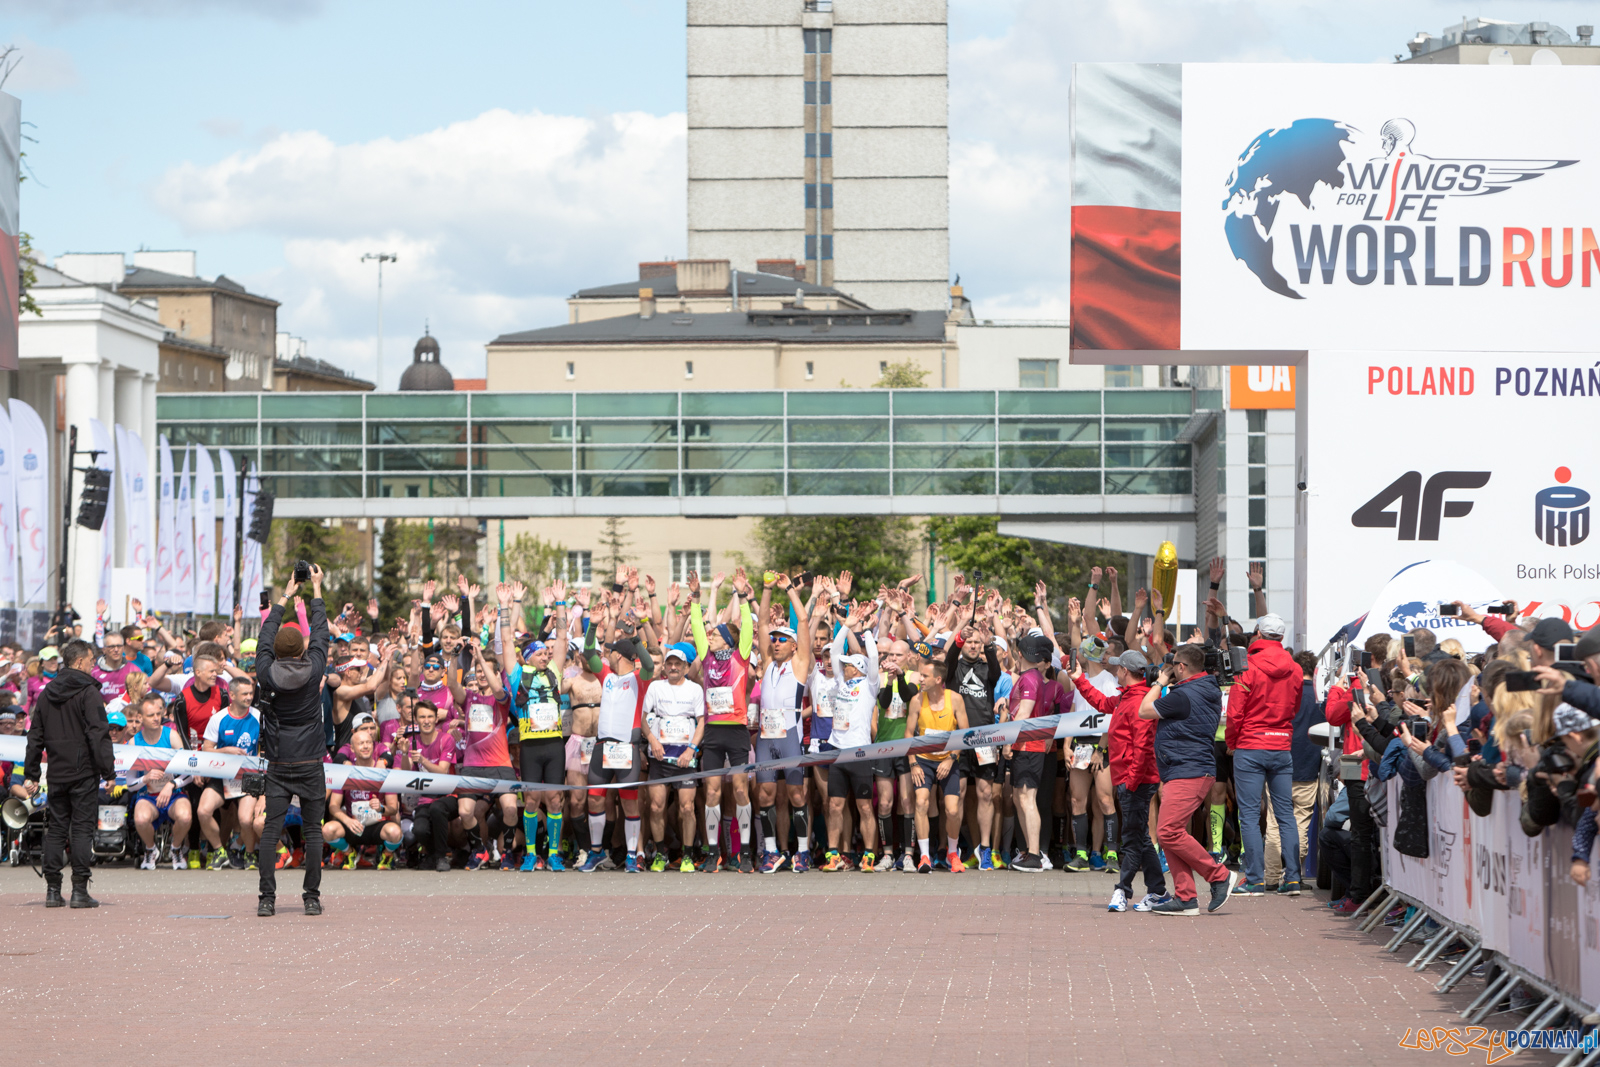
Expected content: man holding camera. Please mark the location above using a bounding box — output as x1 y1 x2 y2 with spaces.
254 562 330 917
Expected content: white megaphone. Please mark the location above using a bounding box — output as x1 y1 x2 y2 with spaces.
2 798 31 831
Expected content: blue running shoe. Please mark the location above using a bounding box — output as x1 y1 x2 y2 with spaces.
1088 852 1107 872
580 849 606 873
519 852 539 872
791 850 811 873
1134 893 1171 912
1238 881 1267 896
977 846 994 872
547 854 566 872
624 853 640 873
759 850 788 874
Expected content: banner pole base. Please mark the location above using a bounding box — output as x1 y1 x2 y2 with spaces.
1461 966 1514 1022
1435 943 1481 993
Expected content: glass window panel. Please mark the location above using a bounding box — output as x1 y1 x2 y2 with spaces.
683 473 782 496
575 393 677 417
1105 470 1193 495
999 419 1099 443
1103 390 1191 415
370 475 466 499
998 391 1100 415
788 419 887 443
578 474 677 497
367 448 468 471
682 445 784 470
998 444 1099 469
891 391 994 417
788 472 888 496
1017 360 1059 389
471 447 574 472
473 422 572 445
1247 436 1266 464
260 448 362 472
1196 389 1223 410
893 471 996 495
682 420 781 444
892 420 994 443
157 394 257 420
893 445 994 469
367 393 467 418
682 392 783 417
1249 498 1266 526
1000 470 1101 495
469 393 572 418
577 420 678 444
1247 409 1267 432
1103 444 1192 468
1248 466 1267 495
158 423 258 447
574 446 677 471
1102 418 1187 442
1249 530 1268 557
470 474 573 498
787 444 889 470
368 423 467 445
258 474 364 498
786 391 888 416
262 394 363 419
266 422 363 446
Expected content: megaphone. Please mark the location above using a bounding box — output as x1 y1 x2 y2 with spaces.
2 798 31 831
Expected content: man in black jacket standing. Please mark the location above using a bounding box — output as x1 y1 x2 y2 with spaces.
24 639 115 909
254 563 330 917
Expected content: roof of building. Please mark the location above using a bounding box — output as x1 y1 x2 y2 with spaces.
276 356 374 390
160 332 230 360
120 266 277 304
572 268 852 303
491 308 948 348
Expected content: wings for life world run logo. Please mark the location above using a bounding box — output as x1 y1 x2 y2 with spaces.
1222 117 1579 298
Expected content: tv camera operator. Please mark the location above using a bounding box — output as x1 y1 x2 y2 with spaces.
254 561 330 917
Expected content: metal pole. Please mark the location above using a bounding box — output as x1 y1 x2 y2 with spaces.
232 461 247 612
57 424 77 629
376 258 384 387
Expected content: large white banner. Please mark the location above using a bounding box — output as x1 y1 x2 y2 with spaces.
89 418 114 608
173 446 194 615
1305 350 1600 644
1181 64 1600 353
193 446 216 616
240 465 262 608
219 448 236 614
117 426 151 600
155 436 175 614
0 403 16 606
9 399 48 606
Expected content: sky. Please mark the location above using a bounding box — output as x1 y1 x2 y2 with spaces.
5 0 1598 382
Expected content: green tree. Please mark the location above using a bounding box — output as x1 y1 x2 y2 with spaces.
597 516 634 578
270 517 366 613
752 515 916 593
873 358 929 388
923 515 1127 615
375 519 409 629
501 531 567 628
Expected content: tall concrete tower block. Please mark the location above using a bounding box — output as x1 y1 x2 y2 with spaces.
686 0 949 311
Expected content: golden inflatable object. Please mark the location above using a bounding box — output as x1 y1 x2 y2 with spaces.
1152 540 1178 615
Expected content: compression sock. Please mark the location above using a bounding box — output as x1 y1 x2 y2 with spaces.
383 838 399 851
918 837 931 860
705 805 721 848
791 808 809 854
1002 815 1016 857
761 806 778 854
465 824 484 852
877 814 893 855
1056 816 1069 851
1072 814 1089 855
1209 804 1226 853
1103 814 1117 851
588 814 606 854
900 815 916 858
624 817 641 857
602 819 616 851
736 804 752 856
574 814 591 853
545 813 563 857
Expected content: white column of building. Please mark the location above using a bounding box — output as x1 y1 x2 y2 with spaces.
114 371 144 567
62 355 102 618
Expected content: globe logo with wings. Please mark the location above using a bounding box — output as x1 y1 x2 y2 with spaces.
1222 117 1578 298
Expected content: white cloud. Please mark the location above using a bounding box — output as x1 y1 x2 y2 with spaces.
151 107 687 382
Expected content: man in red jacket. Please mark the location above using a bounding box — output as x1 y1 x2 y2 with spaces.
1226 613 1303 895
1071 651 1165 912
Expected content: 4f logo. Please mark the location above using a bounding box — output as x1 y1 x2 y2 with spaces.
1352 471 1490 540
405 777 434 791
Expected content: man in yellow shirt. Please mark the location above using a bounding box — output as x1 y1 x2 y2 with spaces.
909 658 969 873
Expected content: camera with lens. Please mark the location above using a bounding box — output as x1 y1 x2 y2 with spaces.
293 559 311 583
1197 642 1248 685
1535 739 1577 778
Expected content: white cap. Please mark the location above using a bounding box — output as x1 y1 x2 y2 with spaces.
839 653 868 673
663 646 689 663
1255 613 1287 639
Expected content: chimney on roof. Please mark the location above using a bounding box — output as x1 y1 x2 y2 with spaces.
949 284 974 324
639 261 676 281
675 259 730 296
639 287 656 319
757 258 805 282
794 287 806 309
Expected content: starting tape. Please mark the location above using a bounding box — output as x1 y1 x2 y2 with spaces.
0 709 1110 798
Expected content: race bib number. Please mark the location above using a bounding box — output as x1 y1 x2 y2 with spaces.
759 708 787 740
602 741 634 770
223 777 244 800
887 694 906 720
530 701 559 730
1073 744 1095 770
468 704 494 734
660 716 695 745
579 736 597 762
975 745 998 766
814 692 833 718
707 686 734 715
97 805 126 832
352 800 382 826
833 705 851 734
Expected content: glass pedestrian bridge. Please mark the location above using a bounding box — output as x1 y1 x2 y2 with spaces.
156 388 1216 519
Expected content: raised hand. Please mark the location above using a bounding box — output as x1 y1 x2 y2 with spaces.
1133 588 1148 610
668 582 680 606
837 570 853 599
1034 580 1047 605
457 573 470 596
626 567 639 593
687 570 701 598
422 578 437 603
96 598 107 617
1151 588 1164 614
1067 597 1082 625
775 571 792 591
466 583 481 602
550 579 565 604
497 583 513 607
1104 566 1118 587
643 573 656 596
510 580 527 602
1248 562 1264 591
367 598 379 619
710 571 726 589
574 584 591 610
1089 566 1102 587
1098 597 1112 619
541 585 555 607
440 593 460 615
615 562 628 586
1209 556 1225 584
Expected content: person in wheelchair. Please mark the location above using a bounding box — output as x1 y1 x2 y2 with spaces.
128 693 193 870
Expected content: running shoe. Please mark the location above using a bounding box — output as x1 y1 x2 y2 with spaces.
274 844 291 870
466 849 491 871
963 854 979 869
900 852 917 873
1011 852 1042 873
1040 851 1054 871
992 851 1007 870
738 852 755 874
1134 893 1170 912
547 854 566 873
1088 852 1107 872
1208 870 1242 913
697 853 722 874
1276 880 1303 897
434 855 452 872
1065 850 1090 872
500 852 520 872
624 853 640 874
977 846 994 872
649 852 668 873
289 847 304 868
139 851 157 870
187 848 202 870
933 852 948 871
791 850 811 873
596 851 619 871
342 849 360 870
1238 881 1267 897
679 855 697 874
760 851 788 874
170 848 187 871
947 850 964 873
376 851 395 870
580 849 607 873
821 850 848 872
917 854 932 874
359 848 378 869
1103 850 1120 873
1108 888 1128 912
873 851 895 872
1331 897 1361 916
229 848 247 870
1210 850 1226 865
246 853 259 871
520 851 540 872
858 851 876 873
1151 896 1200 916
207 848 229 871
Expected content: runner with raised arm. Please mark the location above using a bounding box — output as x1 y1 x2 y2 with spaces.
499 580 570 871
755 570 814 873
820 598 881 871
690 568 757 873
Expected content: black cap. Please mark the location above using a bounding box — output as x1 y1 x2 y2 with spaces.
1018 634 1054 664
1527 617 1575 650
1574 627 1600 660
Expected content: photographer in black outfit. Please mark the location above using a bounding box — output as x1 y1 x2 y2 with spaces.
254 562 331 917
24 639 115 909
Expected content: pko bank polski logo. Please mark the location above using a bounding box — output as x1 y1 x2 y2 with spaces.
1222 117 1578 298
1535 466 1590 547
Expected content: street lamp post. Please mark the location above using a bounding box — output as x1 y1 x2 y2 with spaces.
361 252 398 389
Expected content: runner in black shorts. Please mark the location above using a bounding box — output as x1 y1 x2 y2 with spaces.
496 581 570 871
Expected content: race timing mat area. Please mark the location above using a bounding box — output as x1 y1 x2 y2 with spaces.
0 868 1493 1066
